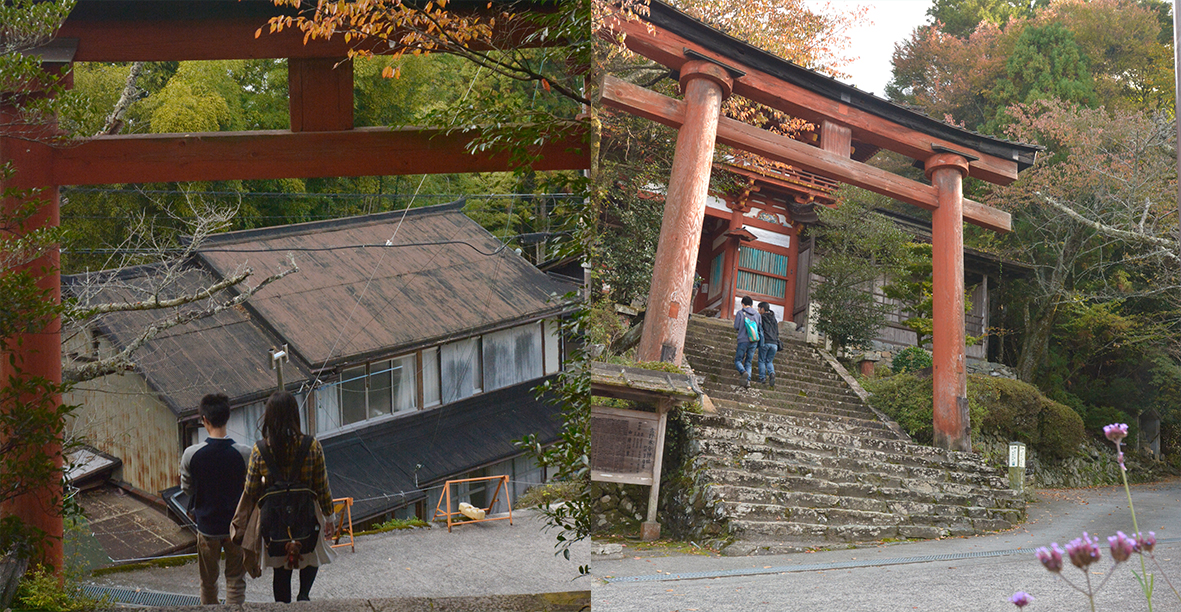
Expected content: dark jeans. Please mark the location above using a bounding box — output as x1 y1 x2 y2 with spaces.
735 341 757 380
273 565 318 603
758 344 778 381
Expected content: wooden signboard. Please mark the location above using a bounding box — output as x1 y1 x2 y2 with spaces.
590 405 662 486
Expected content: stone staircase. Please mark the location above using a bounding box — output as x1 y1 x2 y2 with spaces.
676 315 1024 555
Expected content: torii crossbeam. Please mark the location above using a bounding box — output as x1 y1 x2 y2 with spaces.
601 0 1039 453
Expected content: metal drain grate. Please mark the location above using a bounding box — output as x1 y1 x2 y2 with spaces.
604 537 1181 584
83 585 201 607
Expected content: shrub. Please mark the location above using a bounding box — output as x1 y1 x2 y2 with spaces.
972 376 1043 445
14 567 103 612
865 373 1085 458
863 374 934 444
1038 399 1085 459
891 346 932 374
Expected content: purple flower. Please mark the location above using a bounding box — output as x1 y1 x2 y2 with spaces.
1103 423 1128 443
1036 543 1064 573
1066 533 1102 568
1009 591 1033 608
1108 531 1135 562
1136 532 1156 553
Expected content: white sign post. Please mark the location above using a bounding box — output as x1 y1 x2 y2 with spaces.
1008 441 1026 492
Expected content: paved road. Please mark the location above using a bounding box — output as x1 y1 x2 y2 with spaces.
592 479 1181 612
86 509 591 603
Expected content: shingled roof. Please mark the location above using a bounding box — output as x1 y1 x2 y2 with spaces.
66 200 576 415
197 200 575 370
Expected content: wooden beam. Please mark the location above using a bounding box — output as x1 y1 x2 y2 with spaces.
51 126 588 185
602 76 1010 232
289 58 354 132
59 3 563 62
604 17 1020 185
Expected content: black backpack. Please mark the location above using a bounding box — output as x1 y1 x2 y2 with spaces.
256 436 321 558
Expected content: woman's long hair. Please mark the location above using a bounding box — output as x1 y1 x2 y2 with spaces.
261 391 302 464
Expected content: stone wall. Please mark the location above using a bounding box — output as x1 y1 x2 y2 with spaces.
974 433 1171 490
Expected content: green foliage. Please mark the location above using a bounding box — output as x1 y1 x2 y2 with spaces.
864 374 1084 457
891 346 932 374
863 374 937 444
985 22 1097 131
13 566 102 612
516 299 589 564
372 517 429 531
881 242 934 346
514 481 584 509
926 0 1048 37
809 195 910 353
586 299 627 347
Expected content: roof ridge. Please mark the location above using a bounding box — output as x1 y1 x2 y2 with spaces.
190 198 466 247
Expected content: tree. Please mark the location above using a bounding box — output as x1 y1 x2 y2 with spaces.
984 22 1097 132
882 242 935 347
987 100 1178 383
809 194 910 354
926 0 1047 38
886 0 1175 133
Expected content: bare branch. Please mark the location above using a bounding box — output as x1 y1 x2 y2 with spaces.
1037 191 1180 263
73 268 252 316
64 254 300 384
96 61 143 137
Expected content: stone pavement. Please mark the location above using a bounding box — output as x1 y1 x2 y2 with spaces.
592 478 1181 611
86 509 591 607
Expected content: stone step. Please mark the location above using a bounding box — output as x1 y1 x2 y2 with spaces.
673 314 1025 553
704 477 1023 516
714 497 1019 531
695 369 859 401
684 349 838 375
694 446 1015 495
697 406 901 442
693 435 1007 485
706 391 876 420
725 513 1008 546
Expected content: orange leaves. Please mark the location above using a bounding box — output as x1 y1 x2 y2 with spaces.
258 0 496 65
380 65 402 79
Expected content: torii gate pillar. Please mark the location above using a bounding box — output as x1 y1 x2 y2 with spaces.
927 153 972 452
636 61 732 364
0 101 64 570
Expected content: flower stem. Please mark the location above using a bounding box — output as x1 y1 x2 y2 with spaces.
1084 566 1096 612
1150 554 1181 603
1119 443 1153 612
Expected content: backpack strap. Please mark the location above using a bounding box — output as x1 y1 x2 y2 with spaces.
257 436 313 483
257 439 276 478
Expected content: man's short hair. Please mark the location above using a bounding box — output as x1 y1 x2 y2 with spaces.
741 296 753 306
199 393 231 428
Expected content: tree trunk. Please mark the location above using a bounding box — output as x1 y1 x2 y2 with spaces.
1016 301 1057 382
0 551 28 609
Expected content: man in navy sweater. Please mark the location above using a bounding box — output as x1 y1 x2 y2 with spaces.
181 393 252 605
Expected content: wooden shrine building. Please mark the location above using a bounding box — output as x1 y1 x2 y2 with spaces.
601 0 1040 454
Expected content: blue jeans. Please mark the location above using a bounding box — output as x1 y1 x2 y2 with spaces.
735 341 757 379
758 344 778 381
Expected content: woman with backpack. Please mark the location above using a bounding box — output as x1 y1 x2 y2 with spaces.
233 390 336 602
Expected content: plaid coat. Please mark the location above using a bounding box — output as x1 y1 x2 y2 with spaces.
242 434 334 515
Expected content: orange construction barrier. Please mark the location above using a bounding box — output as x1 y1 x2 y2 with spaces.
433 475 513 532
329 497 355 551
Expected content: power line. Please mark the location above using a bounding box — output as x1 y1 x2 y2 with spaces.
61 187 580 200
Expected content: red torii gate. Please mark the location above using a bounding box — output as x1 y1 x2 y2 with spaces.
2 0 587 569
602 1 1038 452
